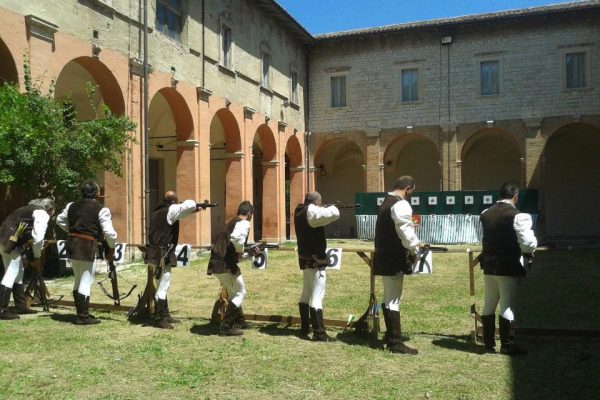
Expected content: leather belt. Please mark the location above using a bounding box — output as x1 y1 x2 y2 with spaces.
69 233 97 241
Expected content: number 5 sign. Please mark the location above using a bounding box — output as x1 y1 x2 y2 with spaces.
325 248 343 270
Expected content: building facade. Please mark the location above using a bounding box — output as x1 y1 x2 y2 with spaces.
1 1 599 244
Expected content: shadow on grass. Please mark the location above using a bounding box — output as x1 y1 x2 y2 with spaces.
431 335 483 354
256 323 309 339
190 322 220 336
50 313 77 324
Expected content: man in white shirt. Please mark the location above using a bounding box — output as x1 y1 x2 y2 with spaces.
479 182 537 355
294 191 340 341
0 198 54 318
207 201 256 336
373 176 420 354
56 181 117 325
145 191 200 329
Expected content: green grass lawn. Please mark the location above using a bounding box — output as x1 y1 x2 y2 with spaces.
0 243 598 399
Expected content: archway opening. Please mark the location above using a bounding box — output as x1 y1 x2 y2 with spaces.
285 135 303 240
0 37 18 85
383 135 440 191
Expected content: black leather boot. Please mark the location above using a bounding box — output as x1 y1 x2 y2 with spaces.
0 284 19 320
310 307 336 342
298 302 311 339
219 303 243 336
74 293 100 325
12 283 37 314
164 297 180 324
387 310 418 355
481 314 496 353
499 316 527 356
235 305 251 329
155 299 174 329
382 304 392 344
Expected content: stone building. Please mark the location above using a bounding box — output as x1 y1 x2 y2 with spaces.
1 0 598 244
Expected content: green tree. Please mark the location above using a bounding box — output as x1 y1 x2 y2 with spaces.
0 63 136 207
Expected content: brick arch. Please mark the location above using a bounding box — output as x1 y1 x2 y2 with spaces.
0 36 18 85
314 138 364 238
252 124 278 240
542 122 600 239
254 124 277 161
383 134 441 191
54 57 125 116
285 135 303 168
461 128 522 190
285 135 304 239
156 87 194 141
214 108 241 152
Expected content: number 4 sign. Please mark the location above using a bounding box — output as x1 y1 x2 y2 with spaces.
175 244 192 267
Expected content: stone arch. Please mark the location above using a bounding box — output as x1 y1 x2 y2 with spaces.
383 134 441 191
252 124 278 240
0 36 18 85
461 129 521 190
210 108 242 240
314 139 365 238
542 123 600 240
285 135 304 239
147 87 195 211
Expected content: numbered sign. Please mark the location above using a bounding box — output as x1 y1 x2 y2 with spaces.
325 248 342 270
175 244 192 267
56 240 68 260
252 248 268 270
412 251 433 274
113 243 126 265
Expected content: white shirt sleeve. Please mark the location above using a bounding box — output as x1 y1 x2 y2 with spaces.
167 200 197 225
230 219 251 253
514 213 538 253
56 203 72 233
31 210 50 258
99 207 117 248
391 200 420 253
307 204 341 228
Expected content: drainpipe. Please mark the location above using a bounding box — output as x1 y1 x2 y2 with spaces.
143 0 150 242
201 0 205 88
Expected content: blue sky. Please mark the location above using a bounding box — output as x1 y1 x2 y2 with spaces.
276 0 579 35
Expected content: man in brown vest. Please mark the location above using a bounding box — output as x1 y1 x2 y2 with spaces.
479 182 537 355
373 176 420 354
207 201 255 336
56 181 117 325
0 198 54 318
294 191 340 342
145 191 199 329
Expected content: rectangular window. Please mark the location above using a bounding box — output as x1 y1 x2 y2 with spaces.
401 68 419 102
262 51 271 88
330 76 346 107
566 52 586 88
221 24 232 68
480 61 499 95
156 0 183 42
291 71 299 104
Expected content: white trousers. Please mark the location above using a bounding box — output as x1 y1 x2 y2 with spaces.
71 259 96 297
0 246 24 288
299 268 327 310
216 272 246 308
382 273 405 312
482 274 521 321
150 264 172 301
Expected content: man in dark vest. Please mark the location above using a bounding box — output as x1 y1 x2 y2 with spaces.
0 198 54 319
146 191 199 329
294 191 340 342
479 182 537 355
373 176 420 355
207 201 256 336
56 181 117 325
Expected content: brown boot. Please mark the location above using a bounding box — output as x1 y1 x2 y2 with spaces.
219 303 243 336
387 310 417 355
0 284 19 320
499 316 527 356
74 293 101 325
298 302 311 339
310 307 336 342
12 283 37 314
481 314 496 353
164 297 180 324
155 299 174 329
235 305 251 329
